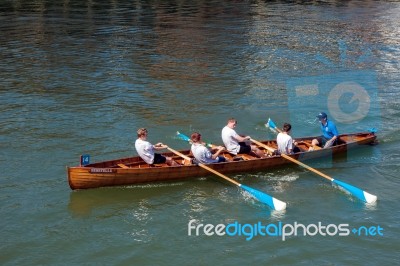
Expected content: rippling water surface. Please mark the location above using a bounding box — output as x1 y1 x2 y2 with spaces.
1 1 399 265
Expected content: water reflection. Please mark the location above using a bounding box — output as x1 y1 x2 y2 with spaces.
1 1 399 264
68 183 184 217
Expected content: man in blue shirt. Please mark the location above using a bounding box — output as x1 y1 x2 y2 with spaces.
310 112 339 150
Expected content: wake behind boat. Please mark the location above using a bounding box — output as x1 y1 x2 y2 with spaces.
67 132 376 190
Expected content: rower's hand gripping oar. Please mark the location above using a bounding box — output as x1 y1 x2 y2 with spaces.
249 138 377 204
166 145 287 211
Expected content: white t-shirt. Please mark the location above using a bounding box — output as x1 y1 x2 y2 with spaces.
221 126 240 154
135 138 155 164
191 143 218 164
276 132 294 155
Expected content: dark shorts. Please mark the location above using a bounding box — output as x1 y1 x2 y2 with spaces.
191 156 226 165
293 146 301 153
238 142 251 154
217 156 226 163
153 153 167 164
320 136 337 147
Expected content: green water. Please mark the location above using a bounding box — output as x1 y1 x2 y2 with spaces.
1 1 399 265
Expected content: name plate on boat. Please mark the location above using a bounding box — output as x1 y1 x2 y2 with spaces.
89 168 117 173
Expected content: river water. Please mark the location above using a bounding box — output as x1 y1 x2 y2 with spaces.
1 1 399 265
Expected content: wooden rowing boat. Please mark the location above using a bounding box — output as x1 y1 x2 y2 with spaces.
67 132 377 190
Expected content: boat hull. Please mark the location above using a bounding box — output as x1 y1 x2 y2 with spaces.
67 132 376 190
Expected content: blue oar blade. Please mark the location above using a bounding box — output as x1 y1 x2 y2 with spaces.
176 131 190 142
265 118 278 133
268 118 278 130
368 128 377 133
240 184 287 211
332 179 377 203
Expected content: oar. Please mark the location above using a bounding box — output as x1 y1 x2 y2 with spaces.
265 118 279 133
176 131 191 142
166 146 287 211
249 138 377 203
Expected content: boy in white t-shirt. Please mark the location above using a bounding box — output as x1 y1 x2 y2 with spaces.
276 123 300 155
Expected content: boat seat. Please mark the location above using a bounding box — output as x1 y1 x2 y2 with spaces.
237 154 254 160
299 141 322 151
233 157 244 161
307 144 322 151
183 159 193 166
223 153 234 160
150 164 164 167
117 163 129 168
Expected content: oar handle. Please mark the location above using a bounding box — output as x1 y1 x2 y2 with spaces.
274 126 283 133
249 138 275 153
249 138 334 182
166 147 240 186
281 154 333 182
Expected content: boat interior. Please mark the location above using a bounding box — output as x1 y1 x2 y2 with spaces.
82 136 361 170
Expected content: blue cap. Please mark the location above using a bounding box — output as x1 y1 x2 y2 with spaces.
316 112 327 119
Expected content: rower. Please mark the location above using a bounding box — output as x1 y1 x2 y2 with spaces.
190 132 227 164
135 128 180 166
221 118 267 158
276 123 301 155
309 112 339 150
